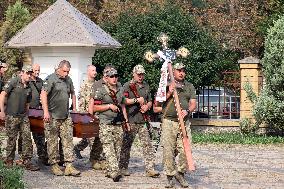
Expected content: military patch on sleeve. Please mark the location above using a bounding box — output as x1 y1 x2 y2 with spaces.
123 91 129 98
93 100 102 105
3 80 11 89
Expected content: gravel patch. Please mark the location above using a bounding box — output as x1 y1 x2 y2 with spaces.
22 139 284 189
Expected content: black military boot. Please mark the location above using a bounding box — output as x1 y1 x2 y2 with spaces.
174 172 189 188
111 173 122 182
165 175 174 188
73 146 83 159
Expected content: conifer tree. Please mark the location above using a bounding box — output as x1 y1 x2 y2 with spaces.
0 1 31 78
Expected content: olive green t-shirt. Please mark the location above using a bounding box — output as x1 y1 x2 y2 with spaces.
93 84 124 125
162 81 196 121
30 77 43 108
91 78 104 101
42 73 74 119
0 76 4 92
123 80 152 124
91 78 122 99
4 76 32 117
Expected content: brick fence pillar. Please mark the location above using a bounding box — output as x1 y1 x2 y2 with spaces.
238 56 263 120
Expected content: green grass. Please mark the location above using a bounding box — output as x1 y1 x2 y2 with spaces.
0 161 25 189
192 132 284 144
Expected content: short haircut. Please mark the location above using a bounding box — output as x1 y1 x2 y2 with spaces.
58 60 71 69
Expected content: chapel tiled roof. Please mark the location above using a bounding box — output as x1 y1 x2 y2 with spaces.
5 0 121 48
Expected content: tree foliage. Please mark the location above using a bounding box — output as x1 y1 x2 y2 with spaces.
0 0 273 59
245 15 284 131
93 5 238 92
257 0 284 37
0 0 31 78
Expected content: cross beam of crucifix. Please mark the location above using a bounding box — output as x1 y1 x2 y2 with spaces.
144 32 189 102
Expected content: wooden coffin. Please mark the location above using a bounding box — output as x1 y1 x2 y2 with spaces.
28 108 44 134
28 109 99 138
71 112 99 138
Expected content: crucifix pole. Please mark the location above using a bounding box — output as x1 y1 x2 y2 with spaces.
144 33 195 171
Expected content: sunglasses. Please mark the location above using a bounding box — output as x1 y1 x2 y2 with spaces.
109 74 118 78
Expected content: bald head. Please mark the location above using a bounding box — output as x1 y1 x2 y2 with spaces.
32 64 40 78
87 65 97 80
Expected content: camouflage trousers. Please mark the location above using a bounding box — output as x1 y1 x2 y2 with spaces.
161 118 192 176
74 136 104 161
18 131 47 160
99 123 123 176
0 139 1 156
0 125 5 157
5 115 33 161
44 116 74 165
120 123 156 171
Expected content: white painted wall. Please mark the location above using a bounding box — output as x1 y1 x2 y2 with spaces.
30 47 96 108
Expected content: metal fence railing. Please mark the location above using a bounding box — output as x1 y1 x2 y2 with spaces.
192 71 241 119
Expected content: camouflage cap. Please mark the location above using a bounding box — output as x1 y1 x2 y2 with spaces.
173 62 185 70
104 68 118 77
22 64 33 72
133 64 145 74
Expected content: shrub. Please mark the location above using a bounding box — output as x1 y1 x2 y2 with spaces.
244 15 284 131
0 161 25 189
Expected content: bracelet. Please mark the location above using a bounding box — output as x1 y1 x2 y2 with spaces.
108 104 111 110
133 98 138 104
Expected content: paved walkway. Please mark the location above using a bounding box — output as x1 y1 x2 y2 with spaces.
23 141 284 189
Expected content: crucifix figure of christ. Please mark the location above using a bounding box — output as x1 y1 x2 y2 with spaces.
144 32 195 171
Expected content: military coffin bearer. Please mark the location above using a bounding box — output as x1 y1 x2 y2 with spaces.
41 60 80 176
0 65 39 171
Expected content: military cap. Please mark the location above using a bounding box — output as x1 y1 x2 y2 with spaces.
104 68 117 77
173 62 185 70
132 64 145 74
22 64 33 72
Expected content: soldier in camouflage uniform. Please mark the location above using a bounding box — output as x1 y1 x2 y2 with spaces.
0 65 39 171
92 68 126 182
18 64 48 165
0 60 8 158
30 64 48 165
158 62 197 188
73 65 97 159
41 60 80 176
88 65 120 170
119 65 160 178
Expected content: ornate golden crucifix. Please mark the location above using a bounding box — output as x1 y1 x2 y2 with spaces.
144 32 189 63
144 33 195 171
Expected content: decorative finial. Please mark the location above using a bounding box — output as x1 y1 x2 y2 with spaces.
157 32 169 50
176 47 190 58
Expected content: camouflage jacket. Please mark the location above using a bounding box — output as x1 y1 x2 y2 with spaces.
78 79 95 112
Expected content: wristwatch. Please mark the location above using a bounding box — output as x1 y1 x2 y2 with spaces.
133 98 138 104
186 109 191 114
